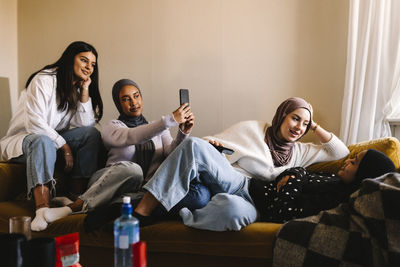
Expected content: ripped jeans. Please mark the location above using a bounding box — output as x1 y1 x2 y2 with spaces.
10 126 102 198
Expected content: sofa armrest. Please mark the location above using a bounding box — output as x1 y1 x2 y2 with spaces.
0 162 27 201
307 137 400 174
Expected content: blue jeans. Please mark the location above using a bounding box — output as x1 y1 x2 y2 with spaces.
150 180 212 220
143 137 258 231
11 126 102 198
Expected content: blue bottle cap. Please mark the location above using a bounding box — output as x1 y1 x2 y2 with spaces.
121 196 132 215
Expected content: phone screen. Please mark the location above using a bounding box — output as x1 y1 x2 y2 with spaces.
179 89 189 105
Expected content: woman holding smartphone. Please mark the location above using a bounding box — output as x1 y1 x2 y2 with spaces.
44 79 211 226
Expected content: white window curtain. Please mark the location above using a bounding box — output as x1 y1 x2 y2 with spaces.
340 0 400 145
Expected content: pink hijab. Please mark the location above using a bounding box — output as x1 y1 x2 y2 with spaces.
265 97 312 167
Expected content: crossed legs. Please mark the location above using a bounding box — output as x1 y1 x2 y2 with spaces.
134 137 258 231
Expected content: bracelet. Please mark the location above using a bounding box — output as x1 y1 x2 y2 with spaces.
311 124 319 132
65 152 71 156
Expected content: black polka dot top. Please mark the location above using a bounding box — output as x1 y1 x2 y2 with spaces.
248 167 350 223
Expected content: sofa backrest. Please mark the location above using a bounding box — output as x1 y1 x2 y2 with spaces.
1 137 399 202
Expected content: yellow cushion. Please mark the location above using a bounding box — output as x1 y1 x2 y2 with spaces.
307 137 400 174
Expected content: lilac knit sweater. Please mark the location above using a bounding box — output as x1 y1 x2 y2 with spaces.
101 114 188 181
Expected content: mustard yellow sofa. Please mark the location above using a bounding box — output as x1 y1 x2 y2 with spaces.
0 137 399 267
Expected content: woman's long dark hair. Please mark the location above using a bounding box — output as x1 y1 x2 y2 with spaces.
25 41 103 122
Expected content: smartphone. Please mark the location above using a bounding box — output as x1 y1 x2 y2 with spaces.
212 144 235 155
179 89 189 106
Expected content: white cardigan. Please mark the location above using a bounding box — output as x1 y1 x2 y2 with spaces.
203 120 349 181
0 70 96 161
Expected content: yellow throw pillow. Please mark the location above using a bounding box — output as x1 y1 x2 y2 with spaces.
307 137 400 174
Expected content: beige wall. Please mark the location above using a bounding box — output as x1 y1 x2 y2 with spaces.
0 0 18 137
17 0 348 139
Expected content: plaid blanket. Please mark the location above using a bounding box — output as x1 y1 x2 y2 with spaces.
273 172 400 267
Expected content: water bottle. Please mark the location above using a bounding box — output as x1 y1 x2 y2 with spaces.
114 196 139 267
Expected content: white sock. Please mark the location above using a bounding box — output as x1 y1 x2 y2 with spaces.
51 196 73 207
179 207 194 223
44 206 73 223
31 207 49 232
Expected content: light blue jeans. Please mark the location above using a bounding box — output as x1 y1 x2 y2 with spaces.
11 126 102 198
143 137 258 231
80 161 144 212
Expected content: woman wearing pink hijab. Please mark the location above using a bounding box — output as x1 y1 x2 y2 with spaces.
86 97 349 232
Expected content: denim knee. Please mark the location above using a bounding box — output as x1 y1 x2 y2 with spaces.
23 134 57 164
60 126 103 152
80 126 101 141
64 126 101 145
23 134 55 152
183 137 206 149
115 162 144 184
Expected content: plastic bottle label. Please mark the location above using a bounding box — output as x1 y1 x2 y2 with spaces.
61 253 79 266
118 234 129 249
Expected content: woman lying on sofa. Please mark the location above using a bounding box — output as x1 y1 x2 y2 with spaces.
84 97 351 232
249 148 395 223
134 144 394 231
43 78 210 227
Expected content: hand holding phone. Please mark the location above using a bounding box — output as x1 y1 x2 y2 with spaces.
175 89 194 134
211 143 234 155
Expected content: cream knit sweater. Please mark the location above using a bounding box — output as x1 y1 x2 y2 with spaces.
203 120 349 181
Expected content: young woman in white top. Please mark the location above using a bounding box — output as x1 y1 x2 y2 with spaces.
128 97 350 231
0 41 104 231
